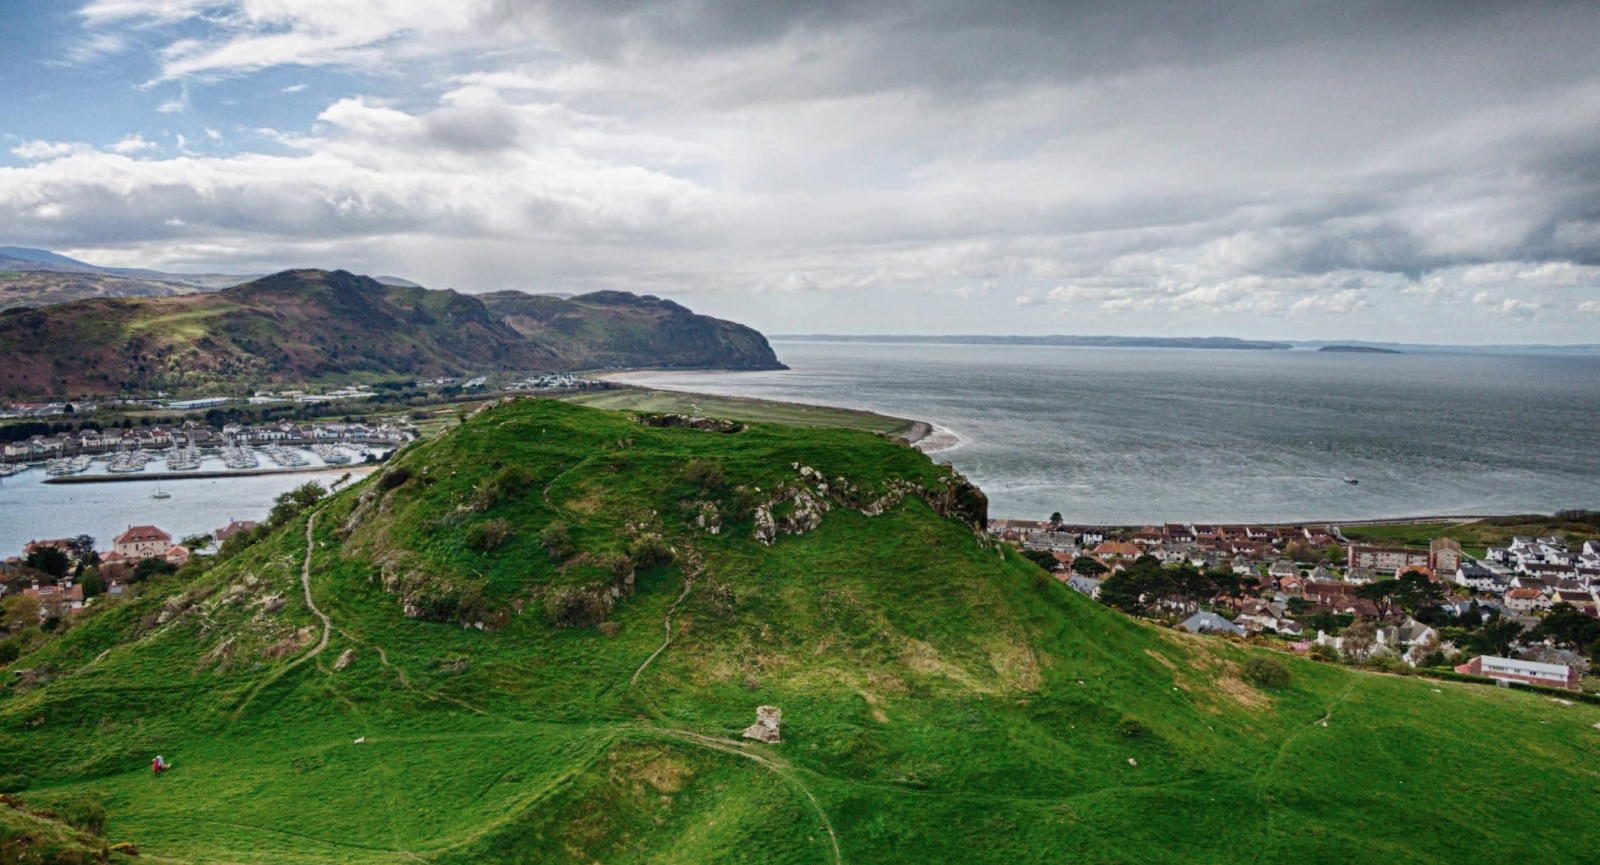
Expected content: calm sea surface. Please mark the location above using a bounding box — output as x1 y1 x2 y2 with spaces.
616 342 1600 525
0 451 373 557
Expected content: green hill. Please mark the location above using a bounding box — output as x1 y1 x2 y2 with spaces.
480 290 784 371
2 399 1596 863
0 271 782 398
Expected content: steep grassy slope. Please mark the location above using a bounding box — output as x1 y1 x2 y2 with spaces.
2 399 1597 864
481 290 784 371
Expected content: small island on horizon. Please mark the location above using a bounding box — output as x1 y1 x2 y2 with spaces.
1319 344 1402 354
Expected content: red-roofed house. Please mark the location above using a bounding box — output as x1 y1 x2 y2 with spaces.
1094 541 1141 560
113 525 172 560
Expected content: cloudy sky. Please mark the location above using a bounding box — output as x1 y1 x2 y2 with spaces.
3 1 1600 341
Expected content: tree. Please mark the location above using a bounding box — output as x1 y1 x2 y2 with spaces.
1465 619 1523 657
1070 556 1108 577
1048 512 1063 524
78 568 105 599
181 533 213 551
1391 570 1446 618
1284 540 1318 563
1341 619 1377 663
131 557 177 583
24 547 69 579
1355 579 1399 620
1325 541 1345 565
1529 603 1600 652
1020 549 1060 572
2 595 40 631
268 481 326 527
67 535 96 562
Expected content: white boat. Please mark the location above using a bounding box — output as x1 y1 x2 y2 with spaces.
1342 476 1359 485
152 485 171 499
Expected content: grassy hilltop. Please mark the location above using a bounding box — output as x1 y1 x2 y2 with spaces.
2 399 1598 864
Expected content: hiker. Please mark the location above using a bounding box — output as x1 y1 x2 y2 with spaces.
152 756 167 775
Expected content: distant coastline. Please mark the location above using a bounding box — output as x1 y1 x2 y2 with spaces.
770 335 1600 354
1319 345 1401 354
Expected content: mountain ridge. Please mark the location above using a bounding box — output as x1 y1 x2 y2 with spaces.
0 269 784 398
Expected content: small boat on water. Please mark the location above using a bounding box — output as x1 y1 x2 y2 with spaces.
1342 476 1359 485
151 485 171 499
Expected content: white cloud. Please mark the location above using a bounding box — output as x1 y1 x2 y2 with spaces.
10 140 94 161
157 98 185 114
110 135 156 154
281 84 307 93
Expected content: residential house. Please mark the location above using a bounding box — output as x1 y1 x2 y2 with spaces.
113 525 173 560
1456 561 1508 593
1344 566 1379 585
1064 575 1103 599
1177 612 1246 637
1503 588 1552 614
1455 655 1580 690
214 520 259 542
1093 541 1141 561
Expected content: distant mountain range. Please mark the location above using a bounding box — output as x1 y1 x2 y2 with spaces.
0 246 436 310
0 268 783 398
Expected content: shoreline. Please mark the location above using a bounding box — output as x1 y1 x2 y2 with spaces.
990 513 1550 529
43 465 378 485
585 374 928 442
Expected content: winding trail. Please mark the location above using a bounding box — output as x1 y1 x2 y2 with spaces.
294 513 333 665
230 512 331 719
631 548 703 686
649 727 842 865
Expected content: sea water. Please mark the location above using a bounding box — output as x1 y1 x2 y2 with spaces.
0 450 372 556
614 341 1600 524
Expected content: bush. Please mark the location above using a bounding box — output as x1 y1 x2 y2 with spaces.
1115 718 1149 738
1243 656 1290 688
628 536 674 571
33 791 105 835
1308 643 1340 663
472 465 534 510
0 642 17 665
540 522 574 561
465 519 511 553
0 774 29 794
683 458 727 492
378 465 413 491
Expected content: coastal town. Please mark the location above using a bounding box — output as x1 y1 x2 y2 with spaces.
994 516 1600 693
2 519 256 621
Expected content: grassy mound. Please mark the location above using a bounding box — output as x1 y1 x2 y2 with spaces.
1 398 1596 863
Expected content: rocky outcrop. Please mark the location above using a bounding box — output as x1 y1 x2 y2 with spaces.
632 413 745 433
749 463 987 545
742 705 782 743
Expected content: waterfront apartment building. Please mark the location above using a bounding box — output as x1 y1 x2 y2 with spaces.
1348 544 1430 573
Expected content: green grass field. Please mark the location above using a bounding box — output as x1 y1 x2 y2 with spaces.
1340 517 1597 560
3 398 1597 863
562 387 915 437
